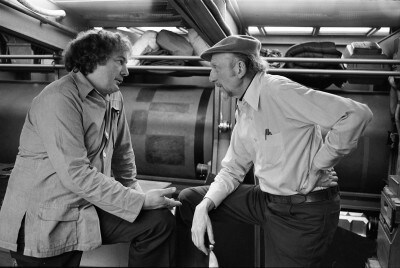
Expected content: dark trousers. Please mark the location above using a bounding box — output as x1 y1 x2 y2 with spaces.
11 207 176 267
178 184 340 267
10 250 82 267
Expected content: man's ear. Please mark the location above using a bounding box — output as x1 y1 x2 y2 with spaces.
236 60 247 79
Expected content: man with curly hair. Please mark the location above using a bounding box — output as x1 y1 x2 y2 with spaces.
0 29 180 267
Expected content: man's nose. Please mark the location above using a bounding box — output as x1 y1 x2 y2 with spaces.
121 64 129 77
209 70 217 83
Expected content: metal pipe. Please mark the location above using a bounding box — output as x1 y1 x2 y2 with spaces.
0 0 77 36
266 57 400 64
0 55 61 59
128 66 400 76
4 55 397 65
132 55 204 61
0 64 64 72
17 0 66 18
128 65 208 71
131 55 400 64
1 63 400 76
267 69 398 76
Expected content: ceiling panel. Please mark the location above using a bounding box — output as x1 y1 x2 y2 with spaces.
231 0 400 27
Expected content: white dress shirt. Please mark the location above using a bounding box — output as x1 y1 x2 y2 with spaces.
205 72 373 207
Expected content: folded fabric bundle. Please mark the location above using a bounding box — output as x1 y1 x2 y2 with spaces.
282 42 346 89
129 30 160 66
139 29 195 68
188 28 211 67
156 29 193 56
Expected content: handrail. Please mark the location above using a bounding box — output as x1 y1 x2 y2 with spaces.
265 57 399 64
0 0 77 36
132 55 204 61
1 63 400 76
3 54 398 65
0 55 61 59
0 64 64 71
131 55 400 64
267 69 397 76
16 0 66 18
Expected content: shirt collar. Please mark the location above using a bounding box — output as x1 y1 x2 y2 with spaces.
242 72 263 111
70 70 121 111
70 71 96 102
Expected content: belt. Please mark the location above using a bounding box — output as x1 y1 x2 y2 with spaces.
265 186 339 204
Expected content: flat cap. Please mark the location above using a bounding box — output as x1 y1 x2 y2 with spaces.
200 35 261 61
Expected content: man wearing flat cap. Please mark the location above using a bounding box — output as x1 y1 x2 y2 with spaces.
178 35 373 267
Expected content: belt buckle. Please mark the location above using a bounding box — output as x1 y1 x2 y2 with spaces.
291 194 307 204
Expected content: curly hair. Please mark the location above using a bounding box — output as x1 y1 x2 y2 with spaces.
233 53 269 73
64 29 132 75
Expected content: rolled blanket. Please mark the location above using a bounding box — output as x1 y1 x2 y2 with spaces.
282 42 345 89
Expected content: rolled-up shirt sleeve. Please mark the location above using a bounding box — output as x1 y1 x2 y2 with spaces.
34 89 145 222
205 125 254 207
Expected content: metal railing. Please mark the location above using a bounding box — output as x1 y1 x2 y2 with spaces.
1 55 400 76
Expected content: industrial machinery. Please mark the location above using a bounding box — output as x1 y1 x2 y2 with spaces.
377 175 400 268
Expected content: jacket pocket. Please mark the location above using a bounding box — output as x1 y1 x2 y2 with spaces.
37 206 79 251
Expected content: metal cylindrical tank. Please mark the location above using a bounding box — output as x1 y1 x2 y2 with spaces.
0 82 214 180
120 84 214 180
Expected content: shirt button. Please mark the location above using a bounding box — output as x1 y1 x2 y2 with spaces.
103 151 107 158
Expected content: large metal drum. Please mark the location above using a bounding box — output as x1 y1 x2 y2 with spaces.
121 84 214 180
0 82 214 180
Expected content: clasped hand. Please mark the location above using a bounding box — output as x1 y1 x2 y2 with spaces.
315 168 338 188
299 165 339 194
142 187 182 210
